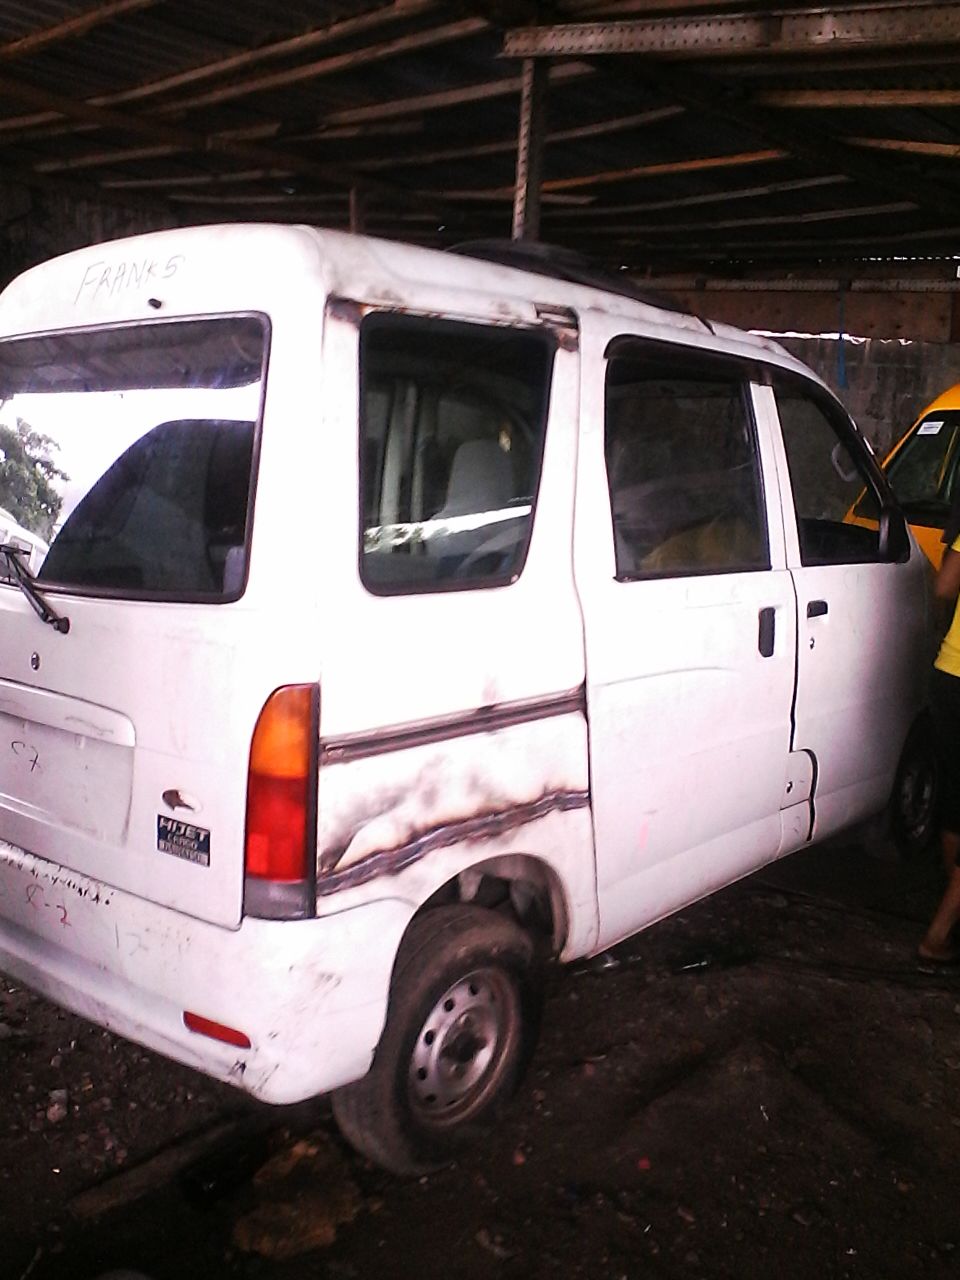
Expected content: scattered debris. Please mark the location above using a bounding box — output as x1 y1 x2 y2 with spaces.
475 1228 516 1261
45 1090 68 1125
232 1132 362 1259
68 1118 264 1222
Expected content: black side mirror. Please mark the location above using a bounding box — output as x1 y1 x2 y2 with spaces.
878 505 910 562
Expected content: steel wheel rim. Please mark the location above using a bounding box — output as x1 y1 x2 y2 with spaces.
408 966 519 1126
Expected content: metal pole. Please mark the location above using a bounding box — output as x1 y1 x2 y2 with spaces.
511 58 548 242
349 186 367 234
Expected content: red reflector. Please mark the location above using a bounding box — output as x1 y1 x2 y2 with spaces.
183 1011 251 1049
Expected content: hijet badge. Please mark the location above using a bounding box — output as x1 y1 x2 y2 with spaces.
157 815 211 866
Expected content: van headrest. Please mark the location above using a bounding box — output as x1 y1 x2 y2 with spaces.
438 439 513 517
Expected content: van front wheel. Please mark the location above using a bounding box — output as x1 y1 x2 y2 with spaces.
891 721 938 859
331 905 539 1175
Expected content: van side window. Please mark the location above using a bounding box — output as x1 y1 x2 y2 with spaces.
604 345 768 579
773 376 887 565
359 316 554 594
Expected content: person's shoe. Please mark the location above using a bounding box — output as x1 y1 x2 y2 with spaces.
916 942 960 967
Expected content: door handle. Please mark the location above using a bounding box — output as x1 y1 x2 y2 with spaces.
758 606 775 657
806 599 828 618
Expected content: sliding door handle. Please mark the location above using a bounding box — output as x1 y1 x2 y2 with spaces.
806 599 828 618
758 606 776 657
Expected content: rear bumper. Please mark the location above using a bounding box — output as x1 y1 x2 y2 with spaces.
0 841 410 1103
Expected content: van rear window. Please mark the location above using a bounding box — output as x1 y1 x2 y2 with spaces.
0 316 265 600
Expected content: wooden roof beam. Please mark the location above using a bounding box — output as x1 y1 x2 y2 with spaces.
0 0 159 60
150 17 488 117
0 0 445 135
0 65 449 216
355 104 684 171
499 44 960 225
563 200 918 237
553 174 852 218
849 137 960 159
425 147 790 200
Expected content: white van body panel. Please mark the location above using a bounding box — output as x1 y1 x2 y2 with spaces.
0 839 406 1101
0 224 932 1108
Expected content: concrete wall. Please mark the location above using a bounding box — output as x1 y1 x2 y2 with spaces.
0 182 175 286
671 286 960 345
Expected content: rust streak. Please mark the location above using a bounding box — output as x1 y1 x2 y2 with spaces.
318 788 589 896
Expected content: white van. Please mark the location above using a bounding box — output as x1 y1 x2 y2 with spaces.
0 225 931 1173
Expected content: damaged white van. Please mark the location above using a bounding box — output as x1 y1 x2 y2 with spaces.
0 225 932 1173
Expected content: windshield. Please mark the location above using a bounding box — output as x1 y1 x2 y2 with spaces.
884 409 960 525
0 316 266 599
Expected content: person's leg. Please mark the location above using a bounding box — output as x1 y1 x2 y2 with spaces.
943 828 960 876
920 827 960 960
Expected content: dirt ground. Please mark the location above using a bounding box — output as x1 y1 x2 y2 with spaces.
4 834 960 1280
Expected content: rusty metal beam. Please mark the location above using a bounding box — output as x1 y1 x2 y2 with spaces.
512 58 548 241
504 3 960 60
762 88 960 107
631 277 960 293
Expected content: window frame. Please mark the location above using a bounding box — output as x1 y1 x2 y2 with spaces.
0 311 270 606
603 336 772 583
883 408 960 528
768 366 906 567
357 311 557 598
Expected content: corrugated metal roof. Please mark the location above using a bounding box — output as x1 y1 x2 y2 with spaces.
0 0 958 280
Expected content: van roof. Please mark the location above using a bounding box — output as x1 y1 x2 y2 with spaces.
0 222 801 369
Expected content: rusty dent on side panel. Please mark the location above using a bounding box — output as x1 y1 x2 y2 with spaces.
318 788 589 897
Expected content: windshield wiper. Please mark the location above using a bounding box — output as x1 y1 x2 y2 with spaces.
0 544 70 634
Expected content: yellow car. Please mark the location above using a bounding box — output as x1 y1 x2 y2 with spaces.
851 383 960 568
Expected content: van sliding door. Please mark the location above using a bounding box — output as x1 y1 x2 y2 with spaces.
577 332 798 951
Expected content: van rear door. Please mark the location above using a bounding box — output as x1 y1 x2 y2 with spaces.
0 315 267 927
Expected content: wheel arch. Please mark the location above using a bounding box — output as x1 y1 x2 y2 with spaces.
410 852 570 960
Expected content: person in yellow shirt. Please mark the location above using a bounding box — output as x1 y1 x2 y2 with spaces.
919 530 960 962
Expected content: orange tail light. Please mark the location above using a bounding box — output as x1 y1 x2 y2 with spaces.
244 684 318 919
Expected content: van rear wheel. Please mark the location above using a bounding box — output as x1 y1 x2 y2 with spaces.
331 904 540 1175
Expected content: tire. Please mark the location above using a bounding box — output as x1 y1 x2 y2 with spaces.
890 720 939 859
331 904 540 1175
